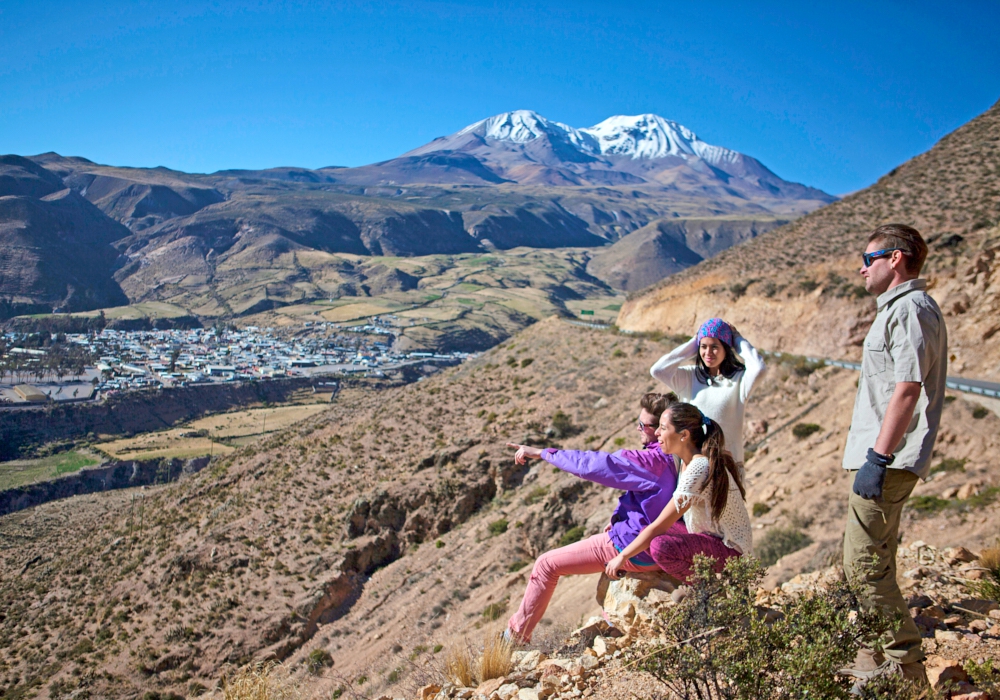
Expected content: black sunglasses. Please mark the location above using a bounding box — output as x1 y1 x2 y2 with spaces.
862 247 904 267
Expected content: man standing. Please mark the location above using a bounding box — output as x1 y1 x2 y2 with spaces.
840 224 947 690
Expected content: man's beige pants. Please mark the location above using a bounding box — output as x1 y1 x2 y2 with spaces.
844 469 924 665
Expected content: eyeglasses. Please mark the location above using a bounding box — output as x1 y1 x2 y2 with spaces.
862 248 904 267
638 420 654 431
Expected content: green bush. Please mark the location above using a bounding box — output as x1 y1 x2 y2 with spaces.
930 457 966 474
551 410 578 438
558 526 586 547
635 555 923 700
520 358 534 368
507 560 528 572
435 539 445 548
482 601 507 621
488 519 509 536
907 495 950 515
523 486 549 505
756 527 812 566
613 437 626 447
752 502 771 517
973 406 989 419
306 648 334 674
792 423 822 439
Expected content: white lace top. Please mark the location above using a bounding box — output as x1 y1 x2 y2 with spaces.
673 456 753 556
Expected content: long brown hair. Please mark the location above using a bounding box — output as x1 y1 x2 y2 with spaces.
667 403 746 521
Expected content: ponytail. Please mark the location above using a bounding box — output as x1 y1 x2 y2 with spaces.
664 403 746 522
700 418 746 522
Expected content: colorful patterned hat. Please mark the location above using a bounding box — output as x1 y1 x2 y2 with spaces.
696 318 733 348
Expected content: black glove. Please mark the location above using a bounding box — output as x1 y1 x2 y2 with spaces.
853 448 894 500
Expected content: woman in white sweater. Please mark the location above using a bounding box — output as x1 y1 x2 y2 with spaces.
649 318 765 465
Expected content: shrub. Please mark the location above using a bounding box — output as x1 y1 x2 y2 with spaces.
523 486 549 505
487 519 508 536
970 543 1000 603
756 526 812 566
930 457 966 474
907 495 950 515
973 406 989 419
520 358 534 368
752 502 771 517
634 555 921 700
444 631 515 686
792 423 822 440
306 648 333 675
613 437 626 447
558 526 586 547
435 540 445 548
507 560 528 572
482 602 507 621
550 410 578 438
611 348 626 358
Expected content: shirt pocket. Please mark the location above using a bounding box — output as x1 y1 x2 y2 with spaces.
865 338 890 377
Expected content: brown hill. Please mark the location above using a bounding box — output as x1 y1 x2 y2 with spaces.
617 98 1000 381
2 318 997 699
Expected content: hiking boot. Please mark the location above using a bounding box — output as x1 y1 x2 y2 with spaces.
847 659 928 696
837 648 885 676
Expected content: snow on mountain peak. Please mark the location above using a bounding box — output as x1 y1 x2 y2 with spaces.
582 114 741 165
460 110 599 151
456 110 741 166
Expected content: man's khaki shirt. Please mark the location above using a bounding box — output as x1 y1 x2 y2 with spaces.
842 278 948 479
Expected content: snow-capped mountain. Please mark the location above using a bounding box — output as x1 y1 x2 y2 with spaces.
455 110 740 166
395 110 833 206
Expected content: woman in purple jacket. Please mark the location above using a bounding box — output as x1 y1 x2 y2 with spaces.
504 392 680 643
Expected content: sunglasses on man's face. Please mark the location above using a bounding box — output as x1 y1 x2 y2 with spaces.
638 420 654 431
862 248 903 267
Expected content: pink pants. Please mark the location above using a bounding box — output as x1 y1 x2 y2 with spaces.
649 527 741 582
507 532 657 643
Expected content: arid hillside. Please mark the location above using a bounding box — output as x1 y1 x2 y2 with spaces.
2 318 998 700
617 98 1000 381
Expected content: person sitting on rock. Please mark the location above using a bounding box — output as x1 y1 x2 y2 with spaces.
504 391 681 643
650 318 765 466
605 402 752 583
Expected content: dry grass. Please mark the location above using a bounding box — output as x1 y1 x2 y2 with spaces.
443 630 515 687
478 630 516 682
444 639 477 687
979 543 1000 575
221 662 296 700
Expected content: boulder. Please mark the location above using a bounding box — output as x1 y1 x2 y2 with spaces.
420 685 442 700
925 656 968 690
512 649 547 672
496 683 520 699
943 546 978 565
596 570 681 631
476 678 506 696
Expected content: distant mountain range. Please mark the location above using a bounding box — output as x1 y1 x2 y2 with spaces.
0 110 836 319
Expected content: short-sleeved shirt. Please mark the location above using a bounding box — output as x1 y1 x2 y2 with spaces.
673 456 753 556
842 278 948 480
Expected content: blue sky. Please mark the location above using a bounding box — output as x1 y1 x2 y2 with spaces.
2 1 998 194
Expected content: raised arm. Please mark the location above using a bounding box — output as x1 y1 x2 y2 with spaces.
604 497 691 578
650 336 698 400
734 332 766 403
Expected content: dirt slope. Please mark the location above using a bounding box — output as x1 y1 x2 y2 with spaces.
617 98 1000 381
2 318 998 699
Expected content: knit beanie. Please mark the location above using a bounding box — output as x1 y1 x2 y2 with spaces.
696 318 734 348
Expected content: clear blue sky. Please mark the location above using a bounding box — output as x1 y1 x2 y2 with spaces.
2 0 998 195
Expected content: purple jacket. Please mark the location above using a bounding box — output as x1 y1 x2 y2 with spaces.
542 442 678 565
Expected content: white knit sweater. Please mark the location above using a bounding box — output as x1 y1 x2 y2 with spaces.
650 335 766 465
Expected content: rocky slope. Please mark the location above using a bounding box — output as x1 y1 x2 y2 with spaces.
0 156 129 314
1 318 997 700
617 98 1000 381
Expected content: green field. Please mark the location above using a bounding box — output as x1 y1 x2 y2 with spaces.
0 451 101 490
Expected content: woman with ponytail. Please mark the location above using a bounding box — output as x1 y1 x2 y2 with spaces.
605 403 752 582
650 318 765 465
